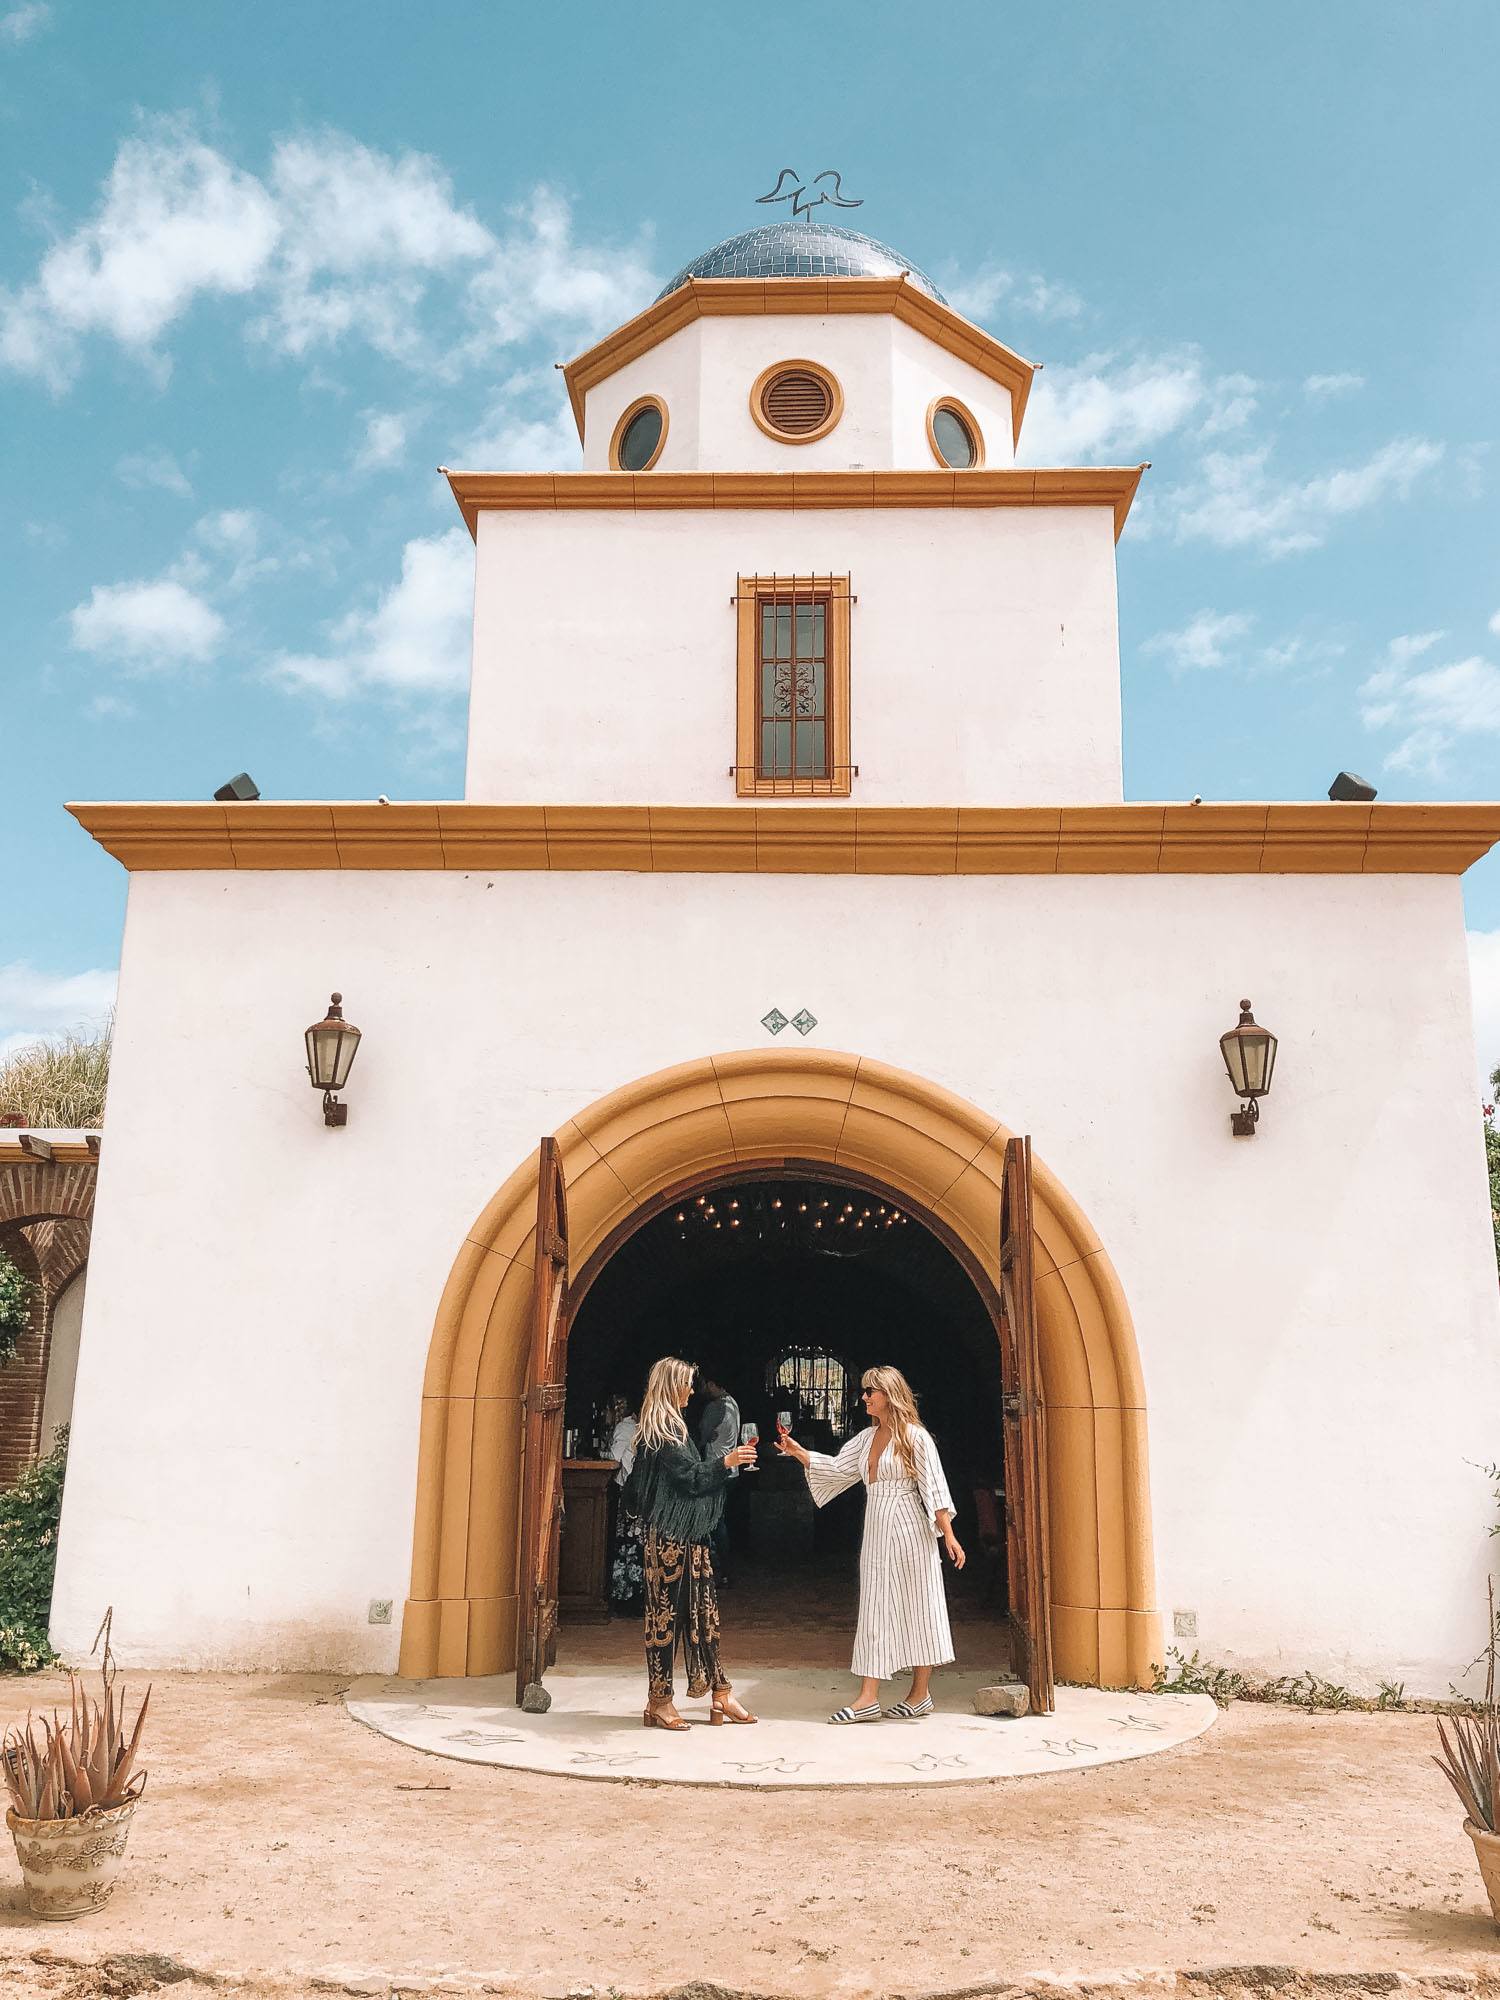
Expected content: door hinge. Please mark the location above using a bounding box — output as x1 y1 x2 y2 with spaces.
1002 1389 1023 1423
527 1381 566 1414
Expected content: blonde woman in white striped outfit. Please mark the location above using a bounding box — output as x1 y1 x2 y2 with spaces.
776 1365 965 1724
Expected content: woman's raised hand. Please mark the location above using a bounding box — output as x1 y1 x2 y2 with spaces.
724 1440 759 1469
774 1431 810 1466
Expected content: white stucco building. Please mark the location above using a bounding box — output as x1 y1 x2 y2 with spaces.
51 220 1500 1702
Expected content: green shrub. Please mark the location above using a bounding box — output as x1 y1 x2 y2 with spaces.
0 1250 37 1368
0 1427 68 1673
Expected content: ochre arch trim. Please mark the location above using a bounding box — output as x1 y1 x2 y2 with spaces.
400 1050 1161 1689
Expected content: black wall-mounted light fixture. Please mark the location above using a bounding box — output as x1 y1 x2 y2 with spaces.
1219 999 1278 1137
305 992 362 1127
213 772 261 802
1328 770 1377 803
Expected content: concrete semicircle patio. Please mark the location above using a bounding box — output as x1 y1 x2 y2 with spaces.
346 1668 1216 1789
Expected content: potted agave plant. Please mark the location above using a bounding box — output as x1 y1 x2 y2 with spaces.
2 1615 150 1919
1435 1578 1500 1926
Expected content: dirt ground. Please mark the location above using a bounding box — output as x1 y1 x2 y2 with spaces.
0 1666 1496 2000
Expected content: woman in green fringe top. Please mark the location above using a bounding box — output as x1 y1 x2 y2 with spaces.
623 1355 759 1730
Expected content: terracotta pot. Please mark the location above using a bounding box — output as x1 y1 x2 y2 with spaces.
1466 1818 1500 1926
6 1798 139 1919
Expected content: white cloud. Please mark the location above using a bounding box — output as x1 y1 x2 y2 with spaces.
1468 930 1500 1095
1303 372 1365 402
192 507 277 590
1361 631 1500 775
256 131 491 362
69 576 225 667
0 3 51 42
0 962 116 1067
1489 609 1500 637
116 448 193 497
1168 436 1444 556
1142 610 1253 672
1019 351 1215 463
353 409 412 472
461 185 654 357
0 122 655 389
0 119 279 387
270 526 472 699
945 263 1083 325
455 368 579 469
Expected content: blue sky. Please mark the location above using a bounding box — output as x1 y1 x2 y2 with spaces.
2 0 1498 1078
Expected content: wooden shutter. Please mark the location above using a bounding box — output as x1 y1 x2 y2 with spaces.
515 1135 571 1709
999 1135 1055 1714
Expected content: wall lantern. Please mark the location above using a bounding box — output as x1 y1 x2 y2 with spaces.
1219 998 1277 1137
305 992 361 1127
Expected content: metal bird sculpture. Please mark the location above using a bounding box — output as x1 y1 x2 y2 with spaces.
756 168 864 220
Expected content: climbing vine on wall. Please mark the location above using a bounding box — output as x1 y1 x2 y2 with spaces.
0 1249 36 1368
1488 1067 1500 1270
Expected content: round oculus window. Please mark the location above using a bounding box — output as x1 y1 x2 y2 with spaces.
615 400 665 471
931 402 978 469
755 364 841 442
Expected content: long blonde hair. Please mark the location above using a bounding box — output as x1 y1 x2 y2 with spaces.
863 1364 922 1479
637 1356 694 1452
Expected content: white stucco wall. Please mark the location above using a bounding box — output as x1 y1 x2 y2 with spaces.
579 313 1016 473
52 865 1500 1694
40 1267 85 1452
463 506 1124 805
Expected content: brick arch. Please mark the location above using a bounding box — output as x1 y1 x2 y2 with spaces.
400 1050 1161 1689
0 1162 96 1230
0 1163 95 1482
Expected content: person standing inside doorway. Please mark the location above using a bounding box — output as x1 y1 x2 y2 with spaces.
695 1372 740 1586
625 1357 759 1730
776 1364 965 1724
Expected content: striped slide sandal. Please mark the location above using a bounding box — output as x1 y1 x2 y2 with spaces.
884 1696 935 1720
828 1702 883 1725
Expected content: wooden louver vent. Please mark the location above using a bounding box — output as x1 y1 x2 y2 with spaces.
762 368 832 436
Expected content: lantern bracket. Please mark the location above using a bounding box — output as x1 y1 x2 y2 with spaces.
323 1090 349 1129
1230 1098 1260 1138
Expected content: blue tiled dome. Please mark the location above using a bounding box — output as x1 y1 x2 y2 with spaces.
655 222 947 305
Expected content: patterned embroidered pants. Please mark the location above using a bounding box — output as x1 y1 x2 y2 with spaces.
643 1527 727 1701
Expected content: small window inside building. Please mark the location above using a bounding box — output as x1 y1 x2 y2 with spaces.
611 396 667 471
927 396 984 469
768 1346 856 1438
734 575 853 797
751 361 843 444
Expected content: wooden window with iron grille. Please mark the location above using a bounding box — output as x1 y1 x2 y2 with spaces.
732 574 854 798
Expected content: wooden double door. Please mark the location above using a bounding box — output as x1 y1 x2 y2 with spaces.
513 1133 1054 1714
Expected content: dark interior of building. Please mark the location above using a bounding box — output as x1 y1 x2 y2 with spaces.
560 1174 1010 1656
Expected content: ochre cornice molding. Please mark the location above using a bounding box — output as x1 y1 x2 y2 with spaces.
66 801 1500 877
443 466 1147 542
560 275 1038 446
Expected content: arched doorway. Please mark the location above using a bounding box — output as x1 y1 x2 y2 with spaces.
559 1159 1016 1689
400 1050 1160 1691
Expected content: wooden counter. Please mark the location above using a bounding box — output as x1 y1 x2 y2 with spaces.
559 1459 618 1622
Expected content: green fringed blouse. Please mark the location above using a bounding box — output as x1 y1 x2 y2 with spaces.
622 1435 730 1545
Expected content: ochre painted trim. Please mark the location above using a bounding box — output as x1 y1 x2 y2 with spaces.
0 1138 99 1165
442 466 1145 540
399 1048 1162 1691
67 800 1500 877
734 575 853 798
926 393 985 469
607 394 669 472
749 358 844 445
561 275 1037 446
